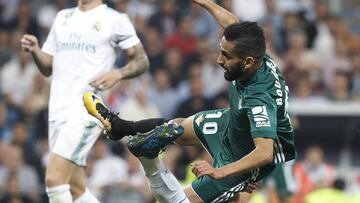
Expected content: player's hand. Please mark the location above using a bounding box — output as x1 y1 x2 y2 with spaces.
21 34 39 52
89 69 121 90
191 160 225 180
242 181 258 193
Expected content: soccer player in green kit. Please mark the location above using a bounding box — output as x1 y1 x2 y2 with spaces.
83 0 296 202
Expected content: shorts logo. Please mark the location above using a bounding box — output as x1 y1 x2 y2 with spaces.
251 106 271 127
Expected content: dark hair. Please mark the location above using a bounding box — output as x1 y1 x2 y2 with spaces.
223 22 266 59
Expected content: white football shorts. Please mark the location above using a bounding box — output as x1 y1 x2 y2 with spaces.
48 117 103 166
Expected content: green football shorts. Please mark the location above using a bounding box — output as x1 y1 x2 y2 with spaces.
191 109 275 202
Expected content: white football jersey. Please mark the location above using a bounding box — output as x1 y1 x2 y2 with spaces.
42 4 140 121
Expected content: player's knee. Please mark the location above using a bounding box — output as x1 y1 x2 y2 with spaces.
46 154 76 187
45 173 66 187
45 167 71 187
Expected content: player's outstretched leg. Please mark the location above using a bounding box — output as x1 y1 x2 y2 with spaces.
83 92 171 141
127 123 184 159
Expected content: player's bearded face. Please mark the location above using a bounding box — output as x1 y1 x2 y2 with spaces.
224 61 244 81
218 37 245 81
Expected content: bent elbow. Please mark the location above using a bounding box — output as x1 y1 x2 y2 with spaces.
137 54 150 74
230 18 240 24
264 152 273 164
254 137 274 165
143 57 150 72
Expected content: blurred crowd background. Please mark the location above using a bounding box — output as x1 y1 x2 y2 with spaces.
0 0 360 202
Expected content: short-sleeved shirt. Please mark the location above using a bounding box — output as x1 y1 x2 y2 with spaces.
225 53 296 164
42 4 140 122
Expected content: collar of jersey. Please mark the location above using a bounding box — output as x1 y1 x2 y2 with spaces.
75 4 107 15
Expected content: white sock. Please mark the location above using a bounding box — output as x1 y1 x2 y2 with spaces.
138 156 162 176
138 157 190 203
46 184 73 203
74 188 100 203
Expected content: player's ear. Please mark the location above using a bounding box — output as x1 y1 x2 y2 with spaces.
243 56 255 69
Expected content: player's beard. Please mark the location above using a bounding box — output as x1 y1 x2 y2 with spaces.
224 63 244 81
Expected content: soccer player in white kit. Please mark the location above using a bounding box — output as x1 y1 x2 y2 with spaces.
20 0 149 202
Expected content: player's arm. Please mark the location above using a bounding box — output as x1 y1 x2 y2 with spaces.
218 137 273 177
117 42 149 80
21 34 53 77
192 138 273 179
93 43 149 82
89 43 149 90
193 0 239 29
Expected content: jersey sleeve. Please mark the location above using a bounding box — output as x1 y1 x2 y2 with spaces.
244 91 277 139
41 11 62 56
110 14 140 49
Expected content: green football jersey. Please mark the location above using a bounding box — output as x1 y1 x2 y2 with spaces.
224 54 296 164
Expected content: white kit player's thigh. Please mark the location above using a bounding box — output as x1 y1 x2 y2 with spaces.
49 117 102 166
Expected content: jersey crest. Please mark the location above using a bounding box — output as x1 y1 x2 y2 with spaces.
92 21 102 31
65 10 75 19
